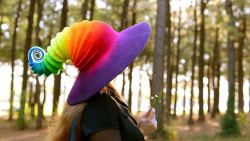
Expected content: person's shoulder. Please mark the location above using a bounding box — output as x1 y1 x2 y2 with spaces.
88 93 113 105
83 93 119 116
81 93 120 136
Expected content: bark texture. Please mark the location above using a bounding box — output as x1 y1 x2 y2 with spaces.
18 0 35 129
9 0 22 121
53 0 68 115
188 0 197 125
165 0 172 125
152 0 166 132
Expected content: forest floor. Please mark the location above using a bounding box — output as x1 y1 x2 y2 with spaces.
0 113 249 141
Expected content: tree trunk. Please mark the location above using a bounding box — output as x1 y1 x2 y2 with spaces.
31 78 39 119
183 62 188 116
237 10 246 113
121 72 126 97
152 0 166 132
188 0 197 125
60 0 68 31
52 0 68 116
42 5 55 118
0 0 2 45
28 82 34 117
207 55 211 113
53 74 61 115
17 0 35 129
221 0 239 135
198 0 206 122
33 77 39 119
35 77 42 129
120 0 130 98
89 0 95 20
35 0 45 129
82 0 89 20
128 62 133 112
226 0 235 116
127 0 137 112
165 0 172 125
42 77 46 119
120 0 130 31
211 27 220 118
9 0 22 121
173 7 182 118
132 0 137 25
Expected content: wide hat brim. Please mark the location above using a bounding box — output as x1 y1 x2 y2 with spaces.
67 22 151 105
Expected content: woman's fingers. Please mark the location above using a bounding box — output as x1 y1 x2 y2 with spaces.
146 108 155 120
137 108 157 136
153 119 157 129
143 108 152 118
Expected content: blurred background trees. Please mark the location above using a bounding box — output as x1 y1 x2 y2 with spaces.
0 0 249 139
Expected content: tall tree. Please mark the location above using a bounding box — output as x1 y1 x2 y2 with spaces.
0 0 3 45
82 0 89 20
9 0 22 121
18 0 36 129
237 6 246 113
52 0 68 115
183 62 188 116
120 0 130 97
89 0 95 20
120 0 130 31
188 0 197 124
198 0 207 122
42 77 47 119
165 0 172 125
152 0 166 132
128 0 137 112
225 0 235 115
128 60 133 112
220 0 240 135
173 7 182 118
211 27 220 118
43 4 56 117
30 78 36 118
35 0 45 129
207 55 211 113
28 81 34 117
121 72 126 97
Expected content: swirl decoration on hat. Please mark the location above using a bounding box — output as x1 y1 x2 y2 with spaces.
28 20 116 77
28 46 50 76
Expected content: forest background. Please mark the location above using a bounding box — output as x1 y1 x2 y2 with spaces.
0 0 249 140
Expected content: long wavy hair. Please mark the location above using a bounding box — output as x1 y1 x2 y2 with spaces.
46 83 123 141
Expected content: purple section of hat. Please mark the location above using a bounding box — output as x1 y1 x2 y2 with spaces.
67 22 151 105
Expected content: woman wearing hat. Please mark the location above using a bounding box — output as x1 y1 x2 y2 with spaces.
29 20 156 141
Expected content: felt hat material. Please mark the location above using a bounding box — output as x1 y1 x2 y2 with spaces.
28 20 151 105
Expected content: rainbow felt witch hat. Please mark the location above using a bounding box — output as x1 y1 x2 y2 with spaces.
28 20 151 105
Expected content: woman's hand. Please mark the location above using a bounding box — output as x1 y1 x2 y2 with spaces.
137 108 157 136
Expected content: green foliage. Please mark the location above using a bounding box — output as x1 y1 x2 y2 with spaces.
17 111 28 130
17 90 28 129
220 83 240 136
220 113 240 136
237 112 246 125
151 87 163 108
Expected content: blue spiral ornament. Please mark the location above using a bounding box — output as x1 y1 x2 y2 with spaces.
28 46 52 76
30 47 44 62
